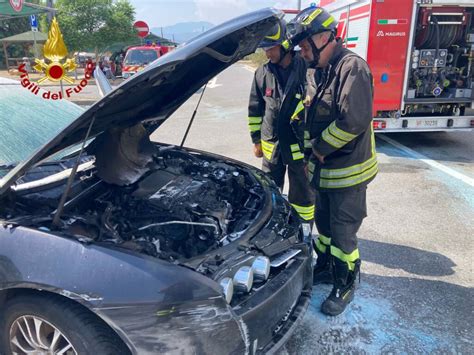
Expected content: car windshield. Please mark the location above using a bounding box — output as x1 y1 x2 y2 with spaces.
0 82 83 167
124 49 158 65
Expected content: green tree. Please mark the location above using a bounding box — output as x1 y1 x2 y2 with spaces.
0 18 30 69
55 0 136 52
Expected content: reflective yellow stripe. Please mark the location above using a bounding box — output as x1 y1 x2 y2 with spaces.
266 23 281 40
290 144 300 152
304 131 312 149
261 145 273 153
295 93 302 99
318 234 331 246
261 140 275 150
320 155 377 179
248 116 262 124
316 239 327 253
291 100 305 120
290 144 303 160
331 246 360 271
261 140 275 160
370 124 376 155
329 121 357 142
292 205 314 214
249 124 261 132
248 116 262 133
302 8 323 25
292 152 304 160
291 204 315 220
320 162 378 188
320 126 377 180
322 128 346 149
322 16 335 28
331 246 359 262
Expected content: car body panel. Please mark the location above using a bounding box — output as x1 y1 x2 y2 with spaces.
0 225 248 354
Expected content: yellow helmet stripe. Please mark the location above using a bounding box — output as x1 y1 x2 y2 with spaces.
322 16 335 28
302 8 323 26
266 23 281 40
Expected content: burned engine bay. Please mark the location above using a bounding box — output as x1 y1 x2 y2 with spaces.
2 146 267 262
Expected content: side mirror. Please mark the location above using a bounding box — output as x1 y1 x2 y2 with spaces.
94 66 112 98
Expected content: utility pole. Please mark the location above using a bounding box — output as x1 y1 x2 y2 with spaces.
297 0 301 11
47 0 54 24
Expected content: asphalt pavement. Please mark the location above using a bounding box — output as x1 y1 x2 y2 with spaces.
151 62 474 354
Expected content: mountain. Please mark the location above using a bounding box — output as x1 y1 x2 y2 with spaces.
151 21 214 43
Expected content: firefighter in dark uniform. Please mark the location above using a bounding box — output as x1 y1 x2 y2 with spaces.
288 7 377 316
248 19 315 223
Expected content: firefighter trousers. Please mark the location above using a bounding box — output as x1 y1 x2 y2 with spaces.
314 185 367 271
262 155 315 222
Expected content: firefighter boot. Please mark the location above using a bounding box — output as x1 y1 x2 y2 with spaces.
312 246 333 285
321 259 361 316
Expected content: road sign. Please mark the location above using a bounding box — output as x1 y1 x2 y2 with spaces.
30 15 38 30
10 0 23 12
134 21 149 38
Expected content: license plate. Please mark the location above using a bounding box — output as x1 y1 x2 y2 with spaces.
416 119 438 127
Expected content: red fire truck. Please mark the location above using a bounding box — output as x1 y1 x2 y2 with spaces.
122 43 174 79
306 0 474 132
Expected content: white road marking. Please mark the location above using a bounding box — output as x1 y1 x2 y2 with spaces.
207 76 222 89
378 134 474 188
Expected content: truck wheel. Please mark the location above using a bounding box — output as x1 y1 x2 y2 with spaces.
0 293 130 355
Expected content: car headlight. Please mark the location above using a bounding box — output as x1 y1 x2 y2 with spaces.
233 266 254 293
252 256 270 281
219 277 234 304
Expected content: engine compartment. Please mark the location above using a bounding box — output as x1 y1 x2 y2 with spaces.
1 147 267 262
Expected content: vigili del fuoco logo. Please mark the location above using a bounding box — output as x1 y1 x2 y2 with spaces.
18 17 93 100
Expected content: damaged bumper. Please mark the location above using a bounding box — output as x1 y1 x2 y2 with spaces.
237 251 312 354
96 246 312 355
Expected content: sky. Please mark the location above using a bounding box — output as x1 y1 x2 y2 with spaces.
129 0 317 28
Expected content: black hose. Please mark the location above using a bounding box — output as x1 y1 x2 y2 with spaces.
433 16 440 70
424 25 435 48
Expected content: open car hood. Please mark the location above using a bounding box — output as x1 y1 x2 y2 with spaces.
0 8 280 196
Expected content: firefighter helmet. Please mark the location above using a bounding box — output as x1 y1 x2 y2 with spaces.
258 19 291 51
287 6 338 45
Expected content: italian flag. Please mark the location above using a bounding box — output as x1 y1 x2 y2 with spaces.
378 19 408 25
344 37 358 48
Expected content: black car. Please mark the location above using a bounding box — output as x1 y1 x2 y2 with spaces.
0 8 313 355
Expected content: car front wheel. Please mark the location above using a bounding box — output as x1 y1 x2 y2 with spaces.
0 294 130 355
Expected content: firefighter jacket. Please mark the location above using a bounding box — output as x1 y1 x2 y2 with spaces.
248 54 307 165
297 40 377 191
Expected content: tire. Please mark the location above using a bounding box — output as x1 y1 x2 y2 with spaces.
0 293 130 355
